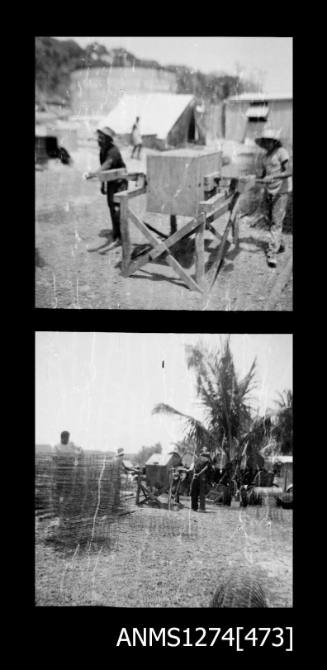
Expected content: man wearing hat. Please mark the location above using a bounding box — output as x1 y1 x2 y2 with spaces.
114 448 134 474
190 448 212 512
255 129 291 268
84 128 128 250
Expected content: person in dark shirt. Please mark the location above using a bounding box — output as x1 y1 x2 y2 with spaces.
84 127 128 248
191 449 212 512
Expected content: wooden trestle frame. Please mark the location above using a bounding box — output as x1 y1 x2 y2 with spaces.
100 168 250 293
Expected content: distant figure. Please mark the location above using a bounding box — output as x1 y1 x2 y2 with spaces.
84 127 128 250
54 431 82 460
190 449 212 512
131 116 142 159
255 128 291 268
114 448 134 473
53 431 83 511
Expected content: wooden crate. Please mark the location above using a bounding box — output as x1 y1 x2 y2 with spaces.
146 148 222 217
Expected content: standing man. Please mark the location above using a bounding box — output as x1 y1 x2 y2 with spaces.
255 128 291 268
131 117 142 160
190 448 212 512
54 430 83 461
53 431 83 515
84 127 128 250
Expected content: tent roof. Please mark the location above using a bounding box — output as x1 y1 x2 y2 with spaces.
101 93 195 139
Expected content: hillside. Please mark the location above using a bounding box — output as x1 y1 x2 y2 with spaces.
35 37 261 106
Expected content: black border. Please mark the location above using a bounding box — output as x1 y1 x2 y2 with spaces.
30 28 300 659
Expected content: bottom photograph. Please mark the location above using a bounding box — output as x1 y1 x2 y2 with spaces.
35 332 293 608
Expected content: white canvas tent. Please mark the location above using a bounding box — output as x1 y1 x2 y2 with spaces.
101 93 204 149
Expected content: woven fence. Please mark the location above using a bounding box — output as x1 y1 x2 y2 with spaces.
35 452 129 546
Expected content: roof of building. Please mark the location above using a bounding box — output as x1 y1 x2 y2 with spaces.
228 92 292 103
145 452 182 466
101 93 194 139
266 455 293 464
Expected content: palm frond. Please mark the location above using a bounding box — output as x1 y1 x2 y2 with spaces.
152 402 210 438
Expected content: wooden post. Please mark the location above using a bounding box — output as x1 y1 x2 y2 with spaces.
195 213 205 289
136 472 141 505
170 214 177 235
119 192 131 276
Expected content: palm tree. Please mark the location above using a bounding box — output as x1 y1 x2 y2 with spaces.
272 389 293 454
239 414 273 467
152 337 257 462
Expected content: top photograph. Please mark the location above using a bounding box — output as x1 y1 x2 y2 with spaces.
35 36 293 311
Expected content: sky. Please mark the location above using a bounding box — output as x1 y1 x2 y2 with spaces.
35 332 292 454
53 36 292 95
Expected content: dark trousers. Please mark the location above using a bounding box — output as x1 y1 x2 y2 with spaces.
131 143 142 159
106 179 128 240
191 474 206 511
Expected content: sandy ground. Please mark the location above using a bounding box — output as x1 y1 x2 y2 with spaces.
35 498 292 608
35 145 293 311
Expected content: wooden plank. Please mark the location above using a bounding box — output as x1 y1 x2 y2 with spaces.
207 218 233 290
199 191 230 214
126 210 202 292
144 222 168 239
207 192 240 290
119 193 132 276
210 198 233 222
97 168 128 182
206 222 223 240
165 254 203 293
128 209 158 246
126 172 146 181
114 184 146 203
127 211 200 261
195 214 205 288
149 218 200 261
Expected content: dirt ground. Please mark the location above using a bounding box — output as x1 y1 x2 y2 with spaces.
35 498 292 608
35 145 293 311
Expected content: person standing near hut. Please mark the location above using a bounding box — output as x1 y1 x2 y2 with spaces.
84 127 128 250
255 129 291 268
131 116 142 160
190 449 212 512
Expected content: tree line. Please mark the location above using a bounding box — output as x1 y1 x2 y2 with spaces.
35 37 263 106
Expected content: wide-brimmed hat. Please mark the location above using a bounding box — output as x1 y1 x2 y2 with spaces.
97 126 114 140
117 448 124 456
255 128 282 147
